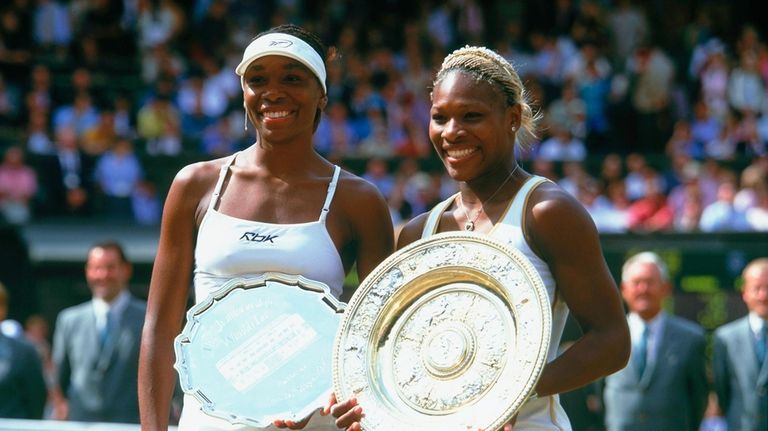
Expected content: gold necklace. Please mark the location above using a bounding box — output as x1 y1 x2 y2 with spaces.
457 165 520 231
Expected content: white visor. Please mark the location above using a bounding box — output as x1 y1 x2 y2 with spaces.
235 32 327 93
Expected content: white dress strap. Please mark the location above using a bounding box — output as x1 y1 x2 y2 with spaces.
420 194 457 239
499 176 548 226
207 153 239 212
319 165 341 223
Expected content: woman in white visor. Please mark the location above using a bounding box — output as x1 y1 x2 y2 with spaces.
139 24 393 431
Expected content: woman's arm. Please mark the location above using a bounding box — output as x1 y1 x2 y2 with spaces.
345 177 395 281
394 212 430 250
138 164 206 430
527 184 630 396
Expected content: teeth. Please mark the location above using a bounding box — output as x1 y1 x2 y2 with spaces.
263 111 290 118
446 148 476 158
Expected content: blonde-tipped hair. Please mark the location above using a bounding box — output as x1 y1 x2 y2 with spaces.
433 45 541 148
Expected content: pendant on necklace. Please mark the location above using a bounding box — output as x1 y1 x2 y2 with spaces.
464 220 475 231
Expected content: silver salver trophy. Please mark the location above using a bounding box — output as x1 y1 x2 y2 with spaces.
333 232 552 431
174 272 344 427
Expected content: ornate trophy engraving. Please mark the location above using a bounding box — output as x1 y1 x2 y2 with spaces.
174 272 344 427
333 232 551 431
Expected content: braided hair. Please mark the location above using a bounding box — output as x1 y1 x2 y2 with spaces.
433 46 541 148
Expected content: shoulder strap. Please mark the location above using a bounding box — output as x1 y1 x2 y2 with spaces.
207 152 239 211
501 175 548 226
420 194 457 239
319 165 342 223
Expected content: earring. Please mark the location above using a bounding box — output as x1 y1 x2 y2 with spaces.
511 126 517 132
243 105 249 131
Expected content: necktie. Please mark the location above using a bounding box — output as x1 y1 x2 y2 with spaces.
635 323 649 377
100 308 114 349
757 325 768 365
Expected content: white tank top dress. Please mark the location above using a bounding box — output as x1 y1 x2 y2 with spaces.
178 153 345 431
421 175 572 430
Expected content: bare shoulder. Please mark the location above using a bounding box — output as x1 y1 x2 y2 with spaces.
164 157 233 222
337 170 383 198
525 180 599 259
334 170 389 212
528 180 594 229
396 212 430 250
168 157 230 201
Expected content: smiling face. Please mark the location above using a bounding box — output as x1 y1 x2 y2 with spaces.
242 55 326 145
621 261 670 321
429 70 520 183
86 246 132 304
742 261 768 319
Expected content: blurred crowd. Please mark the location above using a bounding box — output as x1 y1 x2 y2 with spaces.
0 0 766 232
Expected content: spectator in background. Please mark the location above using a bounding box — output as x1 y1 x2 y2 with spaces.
24 63 54 123
137 0 185 52
735 157 768 211
689 100 721 154
537 124 587 162
728 50 764 117
32 0 72 54
713 257 768 431
94 136 143 220
627 176 674 232
131 179 161 226
745 179 768 231
361 157 395 199
25 109 54 155
606 0 647 68
577 179 628 233
52 91 100 138
136 94 182 156
314 100 359 158
694 40 730 121
24 314 53 383
199 114 241 157
0 5 33 89
112 93 136 139
81 103 119 157
623 152 653 201
666 119 703 160
24 313 55 417
547 79 587 140
51 241 146 423
628 44 675 154
558 160 590 197
0 282 47 419
0 145 37 225
176 67 224 137
36 126 95 217
704 110 739 160
699 177 750 232
0 73 21 127
669 169 705 232
603 251 708 431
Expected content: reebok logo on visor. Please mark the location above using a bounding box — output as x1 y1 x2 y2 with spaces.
269 40 293 48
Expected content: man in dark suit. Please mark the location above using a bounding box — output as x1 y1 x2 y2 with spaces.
0 282 47 419
603 251 708 431
35 126 96 217
713 257 768 431
51 241 146 423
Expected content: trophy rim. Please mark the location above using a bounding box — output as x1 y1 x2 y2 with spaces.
333 232 552 431
174 272 344 427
